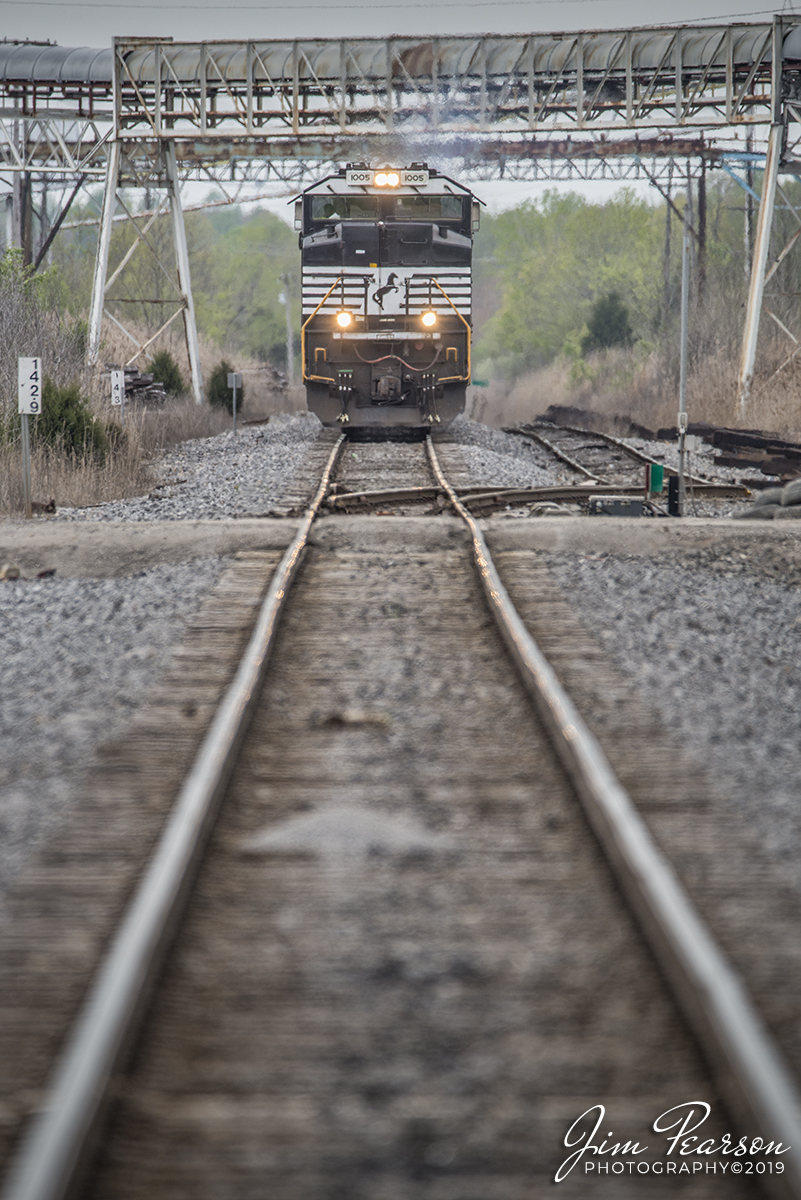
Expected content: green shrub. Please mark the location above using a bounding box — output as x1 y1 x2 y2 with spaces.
149 349 186 395
207 359 244 414
581 292 634 356
33 377 109 459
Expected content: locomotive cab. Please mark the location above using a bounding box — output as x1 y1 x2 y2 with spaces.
298 165 479 430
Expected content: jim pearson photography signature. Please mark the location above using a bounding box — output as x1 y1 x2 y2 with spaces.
555 1102 790 1182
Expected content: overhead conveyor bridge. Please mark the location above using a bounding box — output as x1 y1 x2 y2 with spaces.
1 20 801 408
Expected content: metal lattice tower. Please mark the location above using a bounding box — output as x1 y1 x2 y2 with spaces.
2 20 801 406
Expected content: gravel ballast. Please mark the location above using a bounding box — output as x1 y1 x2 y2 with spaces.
1 413 332 902
55 412 325 522
544 548 801 887
45 411 781 522
446 416 567 488
0 557 224 904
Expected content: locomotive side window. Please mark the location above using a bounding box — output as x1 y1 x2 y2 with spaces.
390 195 464 221
310 196 379 221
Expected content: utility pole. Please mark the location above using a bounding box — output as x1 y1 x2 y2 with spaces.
19 173 33 266
697 154 707 300
663 162 673 319
37 179 49 267
678 209 691 517
744 129 754 281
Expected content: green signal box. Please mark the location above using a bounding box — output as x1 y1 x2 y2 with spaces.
646 463 664 493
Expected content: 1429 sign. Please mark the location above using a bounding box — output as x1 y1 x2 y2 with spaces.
18 357 42 415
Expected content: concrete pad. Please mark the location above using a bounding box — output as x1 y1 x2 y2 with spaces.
482 515 801 557
3 513 800 579
0 519 299 579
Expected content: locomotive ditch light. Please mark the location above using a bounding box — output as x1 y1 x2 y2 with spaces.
336 310 353 328
374 171 400 187
421 310 437 327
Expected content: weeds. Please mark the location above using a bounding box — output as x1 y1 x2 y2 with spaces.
0 399 239 516
0 309 303 517
0 251 86 426
475 336 801 441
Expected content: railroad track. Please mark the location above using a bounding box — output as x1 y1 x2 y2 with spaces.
509 421 748 504
323 427 746 516
1 437 799 1199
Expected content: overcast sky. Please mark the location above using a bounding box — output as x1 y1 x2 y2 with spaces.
5 0 788 53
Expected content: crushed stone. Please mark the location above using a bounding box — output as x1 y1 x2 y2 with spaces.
0 557 224 905
55 412 324 522
544 549 801 886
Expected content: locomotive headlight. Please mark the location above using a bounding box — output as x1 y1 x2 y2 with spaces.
421 310 437 327
374 171 400 187
336 310 353 328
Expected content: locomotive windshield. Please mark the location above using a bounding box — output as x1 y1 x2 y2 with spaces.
389 195 464 221
310 195 379 221
308 194 465 224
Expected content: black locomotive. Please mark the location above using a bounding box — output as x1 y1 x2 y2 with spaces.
297 164 480 430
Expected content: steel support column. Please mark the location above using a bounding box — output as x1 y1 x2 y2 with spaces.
165 142 204 404
88 139 120 367
738 123 782 414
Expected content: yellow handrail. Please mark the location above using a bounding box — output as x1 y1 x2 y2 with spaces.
301 274 344 383
301 272 471 386
429 277 471 383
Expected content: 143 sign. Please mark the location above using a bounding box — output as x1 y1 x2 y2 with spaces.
18 357 42 414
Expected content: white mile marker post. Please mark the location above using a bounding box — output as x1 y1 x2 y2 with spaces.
18 356 42 521
228 371 242 436
110 369 125 428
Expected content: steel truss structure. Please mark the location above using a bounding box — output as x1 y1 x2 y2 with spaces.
2 21 801 405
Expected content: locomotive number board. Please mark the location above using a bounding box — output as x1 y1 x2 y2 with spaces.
345 168 430 187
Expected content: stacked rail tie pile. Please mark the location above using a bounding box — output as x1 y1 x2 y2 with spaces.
737 477 801 519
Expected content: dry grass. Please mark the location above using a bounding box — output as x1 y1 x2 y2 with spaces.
0 399 258 516
1 410 152 515
472 338 801 441
1 316 305 518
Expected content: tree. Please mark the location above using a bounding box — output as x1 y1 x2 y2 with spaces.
149 349 186 395
581 292 633 355
46 197 299 370
0 249 86 428
34 377 109 458
207 359 244 413
188 206 299 368
474 190 662 376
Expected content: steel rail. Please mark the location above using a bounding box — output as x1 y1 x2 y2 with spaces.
460 482 748 505
0 435 346 1200
324 477 748 513
426 433 801 1199
510 426 603 481
524 422 711 486
559 422 713 484
323 482 609 509
459 483 627 505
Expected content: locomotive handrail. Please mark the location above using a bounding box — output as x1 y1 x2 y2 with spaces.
301 274 346 384
428 277 471 384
